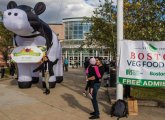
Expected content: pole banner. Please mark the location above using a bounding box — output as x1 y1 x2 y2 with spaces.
119 40 165 87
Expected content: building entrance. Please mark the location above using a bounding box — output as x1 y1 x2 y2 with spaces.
69 55 80 68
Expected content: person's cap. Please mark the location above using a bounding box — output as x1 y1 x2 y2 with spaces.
90 57 96 65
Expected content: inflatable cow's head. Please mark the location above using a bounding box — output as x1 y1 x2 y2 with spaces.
3 1 46 36
3 1 53 49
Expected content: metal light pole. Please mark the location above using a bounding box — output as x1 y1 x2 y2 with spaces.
116 0 123 100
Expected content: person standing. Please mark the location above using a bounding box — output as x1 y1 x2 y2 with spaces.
124 85 131 98
84 58 89 70
64 58 68 72
10 62 16 77
88 57 104 119
83 58 101 99
75 60 79 69
33 56 58 95
1 65 5 78
71 60 74 69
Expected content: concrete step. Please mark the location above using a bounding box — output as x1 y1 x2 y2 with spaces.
107 87 165 108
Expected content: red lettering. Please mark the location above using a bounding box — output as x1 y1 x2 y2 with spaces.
154 53 160 60
130 52 164 61
130 52 135 59
147 53 152 60
138 53 144 60
163 54 165 60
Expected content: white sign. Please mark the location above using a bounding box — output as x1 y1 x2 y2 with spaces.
119 40 165 87
11 46 46 63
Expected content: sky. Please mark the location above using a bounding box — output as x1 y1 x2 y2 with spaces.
0 0 117 23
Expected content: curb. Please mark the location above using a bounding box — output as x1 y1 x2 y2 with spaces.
106 87 165 108
0 77 11 81
0 75 16 82
138 100 158 107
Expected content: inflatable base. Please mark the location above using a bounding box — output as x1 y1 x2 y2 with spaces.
32 77 39 84
56 76 63 83
18 81 32 88
42 81 56 88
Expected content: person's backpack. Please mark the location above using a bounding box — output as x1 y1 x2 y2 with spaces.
111 99 128 120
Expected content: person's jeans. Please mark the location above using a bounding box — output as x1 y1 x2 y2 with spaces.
45 71 50 89
91 83 101 116
65 64 68 71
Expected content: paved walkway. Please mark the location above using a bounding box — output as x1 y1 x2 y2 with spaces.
0 68 165 120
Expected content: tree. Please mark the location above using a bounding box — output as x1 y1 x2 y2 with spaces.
0 12 13 63
83 0 165 58
83 0 117 58
124 0 165 41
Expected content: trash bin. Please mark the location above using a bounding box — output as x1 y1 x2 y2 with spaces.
109 67 116 87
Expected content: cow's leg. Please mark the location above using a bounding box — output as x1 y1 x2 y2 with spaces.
55 43 63 83
31 63 40 84
17 63 32 88
49 75 56 88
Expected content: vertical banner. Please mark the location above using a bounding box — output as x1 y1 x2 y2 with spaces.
119 40 165 87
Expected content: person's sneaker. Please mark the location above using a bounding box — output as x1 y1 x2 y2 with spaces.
43 89 50 95
45 89 50 95
88 93 93 99
89 115 100 119
104 84 109 87
82 91 87 96
90 112 95 115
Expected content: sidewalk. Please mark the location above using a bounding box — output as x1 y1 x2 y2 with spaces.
0 68 165 120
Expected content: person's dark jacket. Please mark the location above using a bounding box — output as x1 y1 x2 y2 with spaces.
33 59 58 76
1 67 5 78
10 64 15 76
87 65 97 78
84 60 89 69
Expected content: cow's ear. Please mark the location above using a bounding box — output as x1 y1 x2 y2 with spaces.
34 2 46 15
7 1 17 9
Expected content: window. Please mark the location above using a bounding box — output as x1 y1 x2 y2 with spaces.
65 20 91 40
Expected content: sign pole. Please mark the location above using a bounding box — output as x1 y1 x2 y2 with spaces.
116 0 124 100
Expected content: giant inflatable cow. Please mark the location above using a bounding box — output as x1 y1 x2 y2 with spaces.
3 1 63 88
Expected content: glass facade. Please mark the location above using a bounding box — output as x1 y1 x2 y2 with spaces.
64 21 91 40
62 18 110 67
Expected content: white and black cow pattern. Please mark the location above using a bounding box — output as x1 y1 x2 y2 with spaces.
3 1 63 88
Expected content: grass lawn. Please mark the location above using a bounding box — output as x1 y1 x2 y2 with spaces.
132 86 165 102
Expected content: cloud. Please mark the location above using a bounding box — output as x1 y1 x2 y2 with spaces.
0 0 117 23
84 0 117 7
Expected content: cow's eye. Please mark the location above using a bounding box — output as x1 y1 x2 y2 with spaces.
14 13 18 16
8 12 12 15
